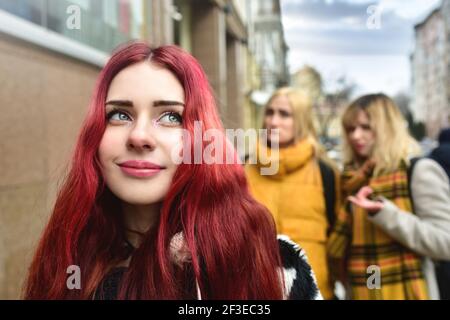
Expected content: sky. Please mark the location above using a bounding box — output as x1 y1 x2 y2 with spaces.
280 0 442 97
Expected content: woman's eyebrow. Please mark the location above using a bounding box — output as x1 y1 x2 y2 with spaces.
153 100 185 107
105 100 133 107
105 99 185 108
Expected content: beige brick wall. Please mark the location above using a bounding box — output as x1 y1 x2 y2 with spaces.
0 34 99 299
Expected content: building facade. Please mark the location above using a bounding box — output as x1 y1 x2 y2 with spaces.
411 0 450 139
246 0 289 128
172 0 289 131
0 0 288 298
172 0 248 130
0 0 173 299
292 65 323 104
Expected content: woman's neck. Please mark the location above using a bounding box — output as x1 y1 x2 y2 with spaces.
354 156 369 168
122 202 161 248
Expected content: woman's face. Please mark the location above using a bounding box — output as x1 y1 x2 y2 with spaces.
264 95 295 147
346 110 375 160
99 61 185 205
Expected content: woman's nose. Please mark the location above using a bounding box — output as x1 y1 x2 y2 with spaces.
127 119 157 151
351 127 363 140
268 114 281 128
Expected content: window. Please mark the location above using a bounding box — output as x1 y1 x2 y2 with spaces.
173 0 191 52
0 0 147 54
258 0 274 15
0 0 43 24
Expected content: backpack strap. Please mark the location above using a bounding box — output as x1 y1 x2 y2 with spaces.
407 157 421 211
318 159 336 233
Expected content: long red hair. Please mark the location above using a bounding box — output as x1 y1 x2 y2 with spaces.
24 42 283 299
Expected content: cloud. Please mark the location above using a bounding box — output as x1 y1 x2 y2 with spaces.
281 0 376 22
377 0 441 20
285 19 412 55
281 0 440 23
281 0 415 55
280 0 441 96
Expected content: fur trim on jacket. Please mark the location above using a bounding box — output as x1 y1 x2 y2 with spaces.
277 235 323 300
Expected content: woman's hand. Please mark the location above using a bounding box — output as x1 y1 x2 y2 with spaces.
348 186 384 215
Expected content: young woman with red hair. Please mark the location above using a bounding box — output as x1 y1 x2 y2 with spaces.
23 42 321 300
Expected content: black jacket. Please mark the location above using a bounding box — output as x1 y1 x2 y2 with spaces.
94 235 322 300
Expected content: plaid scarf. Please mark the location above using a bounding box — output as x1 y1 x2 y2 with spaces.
327 161 429 300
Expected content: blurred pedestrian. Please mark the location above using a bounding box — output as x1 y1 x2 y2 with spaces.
430 128 450 179
245 87 340 299
427 127 450 299
328 93 450 300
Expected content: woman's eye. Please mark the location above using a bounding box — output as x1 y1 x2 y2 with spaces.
158 112 183 126
346 126 356 133
107 110 132 122
280 111 291 118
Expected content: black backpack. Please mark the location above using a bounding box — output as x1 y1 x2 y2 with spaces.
318 159 336 234
408 157 450 300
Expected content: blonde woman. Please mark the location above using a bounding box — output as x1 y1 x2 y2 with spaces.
245 87 340 300
328 93 450 300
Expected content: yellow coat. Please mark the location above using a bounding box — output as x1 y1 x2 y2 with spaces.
245 140 336 299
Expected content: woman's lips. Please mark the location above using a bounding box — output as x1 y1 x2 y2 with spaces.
118 160 165 178
119 166 163 178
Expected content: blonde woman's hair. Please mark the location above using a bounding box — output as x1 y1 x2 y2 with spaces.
342 93 421 175
262 87 326 159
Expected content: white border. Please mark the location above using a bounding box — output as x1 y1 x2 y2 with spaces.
0 9 109 67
